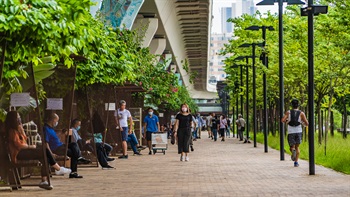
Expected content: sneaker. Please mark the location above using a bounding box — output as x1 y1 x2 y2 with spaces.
180 156 184 161
134 152 142 155
291 149 296 161
185 156 189 162
55 167 71 175
190 146 194 152
118 155 128 159
39 181 53 190
294 162 299 167
149 150 152 155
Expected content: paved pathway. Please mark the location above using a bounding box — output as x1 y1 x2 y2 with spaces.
1 132 349 197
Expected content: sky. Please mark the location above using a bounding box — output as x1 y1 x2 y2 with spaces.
212 0 279 34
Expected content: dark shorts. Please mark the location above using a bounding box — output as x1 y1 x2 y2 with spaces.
121 127 128 141
219 128 225 137
146 131 154 141
288 133 302 147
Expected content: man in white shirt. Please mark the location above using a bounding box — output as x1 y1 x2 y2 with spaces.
114 100 133 159
206 113 213 138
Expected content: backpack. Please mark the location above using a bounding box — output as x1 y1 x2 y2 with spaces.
288 110 301 126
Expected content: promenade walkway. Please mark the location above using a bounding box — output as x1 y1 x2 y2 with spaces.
1 132 349 197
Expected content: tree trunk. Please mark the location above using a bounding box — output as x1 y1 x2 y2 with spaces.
317 100 322 144
325 88 334 156
343 96 347 138
0 40 7 88
330 110 334 137
321 110 324 138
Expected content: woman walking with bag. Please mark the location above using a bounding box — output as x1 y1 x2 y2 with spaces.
173 104 193 162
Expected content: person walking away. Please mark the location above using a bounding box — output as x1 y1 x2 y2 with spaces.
219 115 228 142
211 115 219 141
281 99 308 167
206 113 213 138
114 100 133 159
192 114 198 141
173 104 193 161
190 113 197 151
236 114 245 141
226 118 231 138
196 113 202 139
143 107 160 155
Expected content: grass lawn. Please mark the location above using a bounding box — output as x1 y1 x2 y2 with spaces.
255 131 350 174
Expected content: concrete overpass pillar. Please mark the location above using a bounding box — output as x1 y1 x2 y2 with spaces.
132 17 158 47
149 38 166 55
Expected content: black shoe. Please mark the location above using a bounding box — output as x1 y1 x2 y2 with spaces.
247 141 251 143
137 146 146 150
244 140 247 143
78 157 91 164
102 165 115 169
239 139 243 141
149 150 152 155
69 173 83 178
190 146 194 152
107 157 115 161
118 155 128 159
134 152 142 155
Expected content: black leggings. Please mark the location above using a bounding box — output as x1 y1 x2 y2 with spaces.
17 147 57 176
177 128 191 154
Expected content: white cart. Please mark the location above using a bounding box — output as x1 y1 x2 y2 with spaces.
151 132 168 155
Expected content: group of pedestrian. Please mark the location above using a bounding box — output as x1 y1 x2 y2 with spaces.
205 113 230 142
4 99 309 191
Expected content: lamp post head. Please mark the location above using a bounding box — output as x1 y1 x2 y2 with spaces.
245 26 261 31
256 0 305 6
234 56 246 61
246 25 275 31
239 43 264 48
239 43 252 48
287 0 305 5
256 0 275 6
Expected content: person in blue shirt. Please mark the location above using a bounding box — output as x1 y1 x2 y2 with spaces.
44 113 88 178
143 107 160 155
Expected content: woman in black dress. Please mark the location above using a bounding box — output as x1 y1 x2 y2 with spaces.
173 103 193 161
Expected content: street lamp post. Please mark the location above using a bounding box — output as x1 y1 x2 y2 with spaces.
257 0 305 160
232 62 248 141
234 55 252 143
245 25 274 153
300 0 328 176
239 44 263 147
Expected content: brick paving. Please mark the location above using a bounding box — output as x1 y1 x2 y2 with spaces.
1 132 349 197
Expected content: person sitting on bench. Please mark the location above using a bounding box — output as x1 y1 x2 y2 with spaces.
6 111 71 190
44 113 88 178
70 119 114 169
